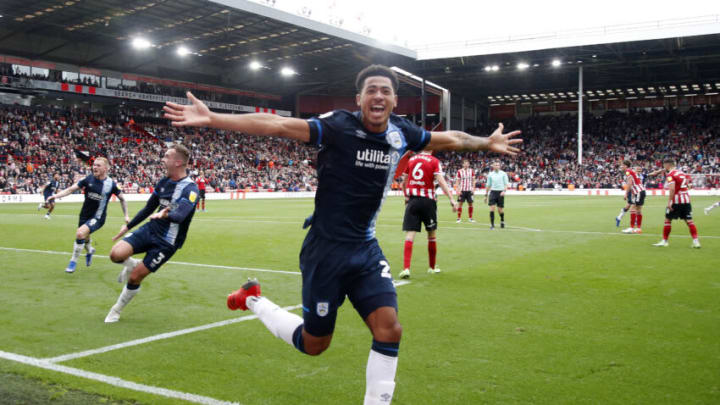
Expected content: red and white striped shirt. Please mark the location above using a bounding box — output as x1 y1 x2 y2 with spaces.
625 169 645 194
666 169 691 204
404 153 441 200
456 168 475 192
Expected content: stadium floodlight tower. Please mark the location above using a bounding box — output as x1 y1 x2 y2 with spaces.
390 66 450 131
578 65 583 165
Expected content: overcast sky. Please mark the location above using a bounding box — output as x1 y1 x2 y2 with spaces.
264 0 720 50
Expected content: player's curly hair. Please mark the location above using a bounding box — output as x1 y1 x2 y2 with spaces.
355 64 399 94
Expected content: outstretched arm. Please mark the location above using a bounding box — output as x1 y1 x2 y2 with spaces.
426 124 522 155
163 92 310 142
48 184 80 202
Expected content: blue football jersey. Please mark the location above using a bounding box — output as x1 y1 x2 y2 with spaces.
141 176 199 249
77 175 121 221
306 110 430 241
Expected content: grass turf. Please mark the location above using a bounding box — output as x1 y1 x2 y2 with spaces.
1 196 719 404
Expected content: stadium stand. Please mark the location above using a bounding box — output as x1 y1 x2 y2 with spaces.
1 103 718 196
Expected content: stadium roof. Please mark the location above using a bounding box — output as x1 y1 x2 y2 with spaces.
0 0 719 104
0 0 414 98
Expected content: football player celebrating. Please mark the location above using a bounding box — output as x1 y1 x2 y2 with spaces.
48 158 128 273
164 64 521 405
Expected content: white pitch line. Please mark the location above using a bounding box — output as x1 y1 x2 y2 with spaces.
0 246 301 275
0 350 239 405
44 281 410 363
43 305 303 363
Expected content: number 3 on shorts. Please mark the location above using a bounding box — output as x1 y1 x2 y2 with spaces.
379 260 391 279
151 252 165 267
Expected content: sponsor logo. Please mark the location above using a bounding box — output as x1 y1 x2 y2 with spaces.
87 192 104 201
355 149 400 170
189 191 197 203
355 129 367 138
316 302 329 317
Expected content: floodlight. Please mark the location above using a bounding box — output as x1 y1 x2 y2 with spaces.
517 62 530 70
131 37 152 49
177 46 191 56
551 59 561 67
249 61 263 70
280 67 296 76
491 65 499 71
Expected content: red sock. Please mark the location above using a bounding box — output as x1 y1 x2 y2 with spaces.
202 200 205 210
630 213 637 228
457 206 462 219
428 237 437 269
663 220 671 240
403 240 413 269
468 205 474 219
636 214 642 228
688 221 698 239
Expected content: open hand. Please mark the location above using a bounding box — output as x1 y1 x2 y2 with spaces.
163 92 212 127
487 123 522 156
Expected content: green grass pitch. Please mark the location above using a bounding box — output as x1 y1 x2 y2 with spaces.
1 196 719 404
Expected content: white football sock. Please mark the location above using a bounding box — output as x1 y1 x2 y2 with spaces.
71 242 84 261
364 350 398 405
84 239 93 252
122 257 138 270
247 296 303 346
617 208 626 218
113 285 140 312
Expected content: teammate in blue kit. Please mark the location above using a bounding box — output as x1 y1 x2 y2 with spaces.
39 173 61 220
48 158 129 273
104 144 198 323
164 65 522 405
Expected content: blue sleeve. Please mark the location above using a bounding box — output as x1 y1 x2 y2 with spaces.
395 117 430 152
306 111 342 147
127 192 160 229
168 184 198 223
112 182 121 196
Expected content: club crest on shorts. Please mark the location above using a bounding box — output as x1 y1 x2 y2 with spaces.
316 302 329 317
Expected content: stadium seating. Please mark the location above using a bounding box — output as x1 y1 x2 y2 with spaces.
1 104 718 195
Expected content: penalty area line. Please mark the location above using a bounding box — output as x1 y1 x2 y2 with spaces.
0 350 239 405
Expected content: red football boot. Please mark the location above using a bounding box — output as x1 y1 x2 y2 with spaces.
227 278 261 311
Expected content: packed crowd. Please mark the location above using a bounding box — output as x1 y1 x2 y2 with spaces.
1 104 718 195
0 105 316 194
443 106 720 190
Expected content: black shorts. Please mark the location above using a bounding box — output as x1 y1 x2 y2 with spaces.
665 203 693 221
488 190 504 208
628 190 646 206
402 197 438 232
78 216 106 234
123 224 177 272
199 189 206 199
299 230 397 337
458 191 474 204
